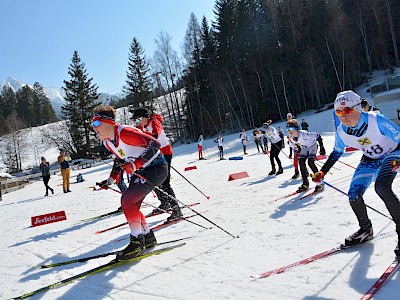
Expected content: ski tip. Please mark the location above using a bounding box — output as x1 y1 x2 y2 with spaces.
250 274 261 279
94 231 101 234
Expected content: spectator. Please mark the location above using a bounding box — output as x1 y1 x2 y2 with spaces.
57 150 71 193
76 173 84 183
40 157 54 196
301 118 309 131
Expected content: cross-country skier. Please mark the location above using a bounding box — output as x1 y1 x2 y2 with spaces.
286 119 325 192
312 90 400 258
131 107 182 222
214 135 225 160
253 127 264 153
360 98 381 113
239 129 249 155
198 135 205 160
262 122 284 175
92 105 168 260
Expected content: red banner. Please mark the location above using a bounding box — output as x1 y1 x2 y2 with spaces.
31 211 67 227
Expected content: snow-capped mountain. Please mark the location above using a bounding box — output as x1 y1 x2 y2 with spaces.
0 77 119 117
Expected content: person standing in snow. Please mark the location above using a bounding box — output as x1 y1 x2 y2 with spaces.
301 118 309 131
286 119 325 193
214 135 225 160
239 129 248 155
312 90 400 258
93 105 168 260
131 107 182 222
253 127 264 153
262 122 283 175
39 157 54 196
198 135 205 160
57 150 71 193
286 113 294 158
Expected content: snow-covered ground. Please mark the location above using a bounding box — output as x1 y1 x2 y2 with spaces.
1 107 399 300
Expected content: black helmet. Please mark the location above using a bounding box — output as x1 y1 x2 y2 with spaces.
360 98 369 108
131 107 150 119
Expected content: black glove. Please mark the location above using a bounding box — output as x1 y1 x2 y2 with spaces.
96 178 114 189
319 146 326 155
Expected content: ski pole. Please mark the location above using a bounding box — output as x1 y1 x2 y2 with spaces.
134 173 238 238
171 165 210 200
337 159 357 170
324 181 393 221
95 183 209 229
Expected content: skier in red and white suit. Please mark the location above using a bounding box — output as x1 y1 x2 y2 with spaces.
131 107 182 222
92 105 168 260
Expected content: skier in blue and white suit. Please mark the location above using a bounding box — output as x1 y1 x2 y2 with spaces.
312 90 400 258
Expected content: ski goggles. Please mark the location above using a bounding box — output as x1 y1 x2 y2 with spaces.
92 120 102 127
335 107 355 117
134 117 142 123
91 114 116 127
286 126 297 131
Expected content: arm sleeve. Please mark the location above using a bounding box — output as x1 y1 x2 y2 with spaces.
376 115 400 143
150 119 163 139
120 128 161 170
320 132 345 174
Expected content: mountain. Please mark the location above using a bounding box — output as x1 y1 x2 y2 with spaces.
0 77 120 117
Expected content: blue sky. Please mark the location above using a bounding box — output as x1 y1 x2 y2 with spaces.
0 0 216 94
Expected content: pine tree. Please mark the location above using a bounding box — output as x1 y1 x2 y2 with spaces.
32 82 57 125
62 50 100 157
1 86 17 120
124 37 152 107
16 85 35 126
0 93 4 136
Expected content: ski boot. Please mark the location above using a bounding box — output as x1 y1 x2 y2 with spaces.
296 180 309 192
151 202 171 214
116 234 145 260
276 168 283 175
344 226 373 246
291 170 300 179
144 230 157 249
268 169 276 175
166 206 183 223
314 183 324 192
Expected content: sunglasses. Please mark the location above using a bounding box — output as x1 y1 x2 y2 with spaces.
92 120 102 127
335 107 355 117
134 117 142 123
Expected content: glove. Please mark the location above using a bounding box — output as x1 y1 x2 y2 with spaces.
120 161 136 174
319 146 326 155
96 177 115 189
311 171 325 183
391 158 400 172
